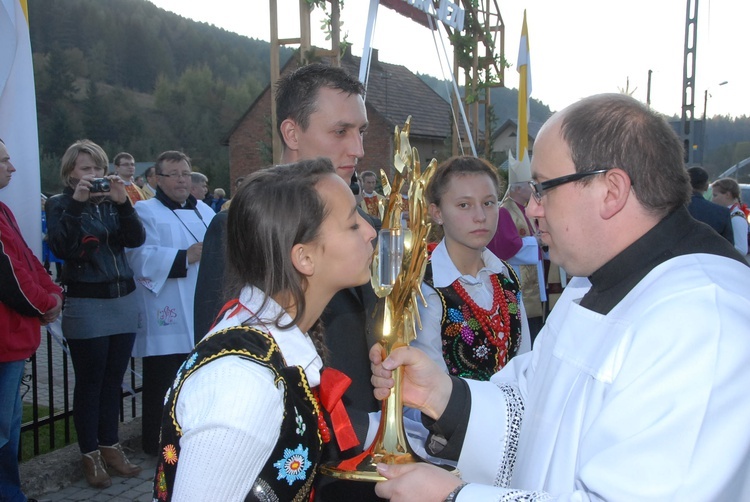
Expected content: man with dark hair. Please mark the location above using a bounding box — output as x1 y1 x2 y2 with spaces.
370 94 750 501
0 139 63 501
113 152 147 204
275 63 368 181
125 150 215 455
686 165 733 243
194 63 379 500
196 63 372 343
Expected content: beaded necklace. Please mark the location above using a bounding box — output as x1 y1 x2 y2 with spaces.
451 276 511 351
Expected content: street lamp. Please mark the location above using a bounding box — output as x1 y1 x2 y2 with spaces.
703 80 729 120
701 80 729 165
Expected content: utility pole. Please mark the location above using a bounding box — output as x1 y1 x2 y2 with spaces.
679 0 699 164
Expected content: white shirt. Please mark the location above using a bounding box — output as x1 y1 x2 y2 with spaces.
171 286 323 500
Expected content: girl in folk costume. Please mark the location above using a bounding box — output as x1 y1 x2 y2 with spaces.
153 158 376 501
412 156 531 382
711 177 749 258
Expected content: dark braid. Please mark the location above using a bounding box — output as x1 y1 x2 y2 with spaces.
308 319 329 365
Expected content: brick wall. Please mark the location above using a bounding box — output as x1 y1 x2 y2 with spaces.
227 89 273 186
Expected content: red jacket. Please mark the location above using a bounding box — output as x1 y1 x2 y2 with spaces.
0 202 62 362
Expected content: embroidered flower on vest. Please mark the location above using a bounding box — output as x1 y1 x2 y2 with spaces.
273 444 312 485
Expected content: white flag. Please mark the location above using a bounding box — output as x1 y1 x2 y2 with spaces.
0 0 43 257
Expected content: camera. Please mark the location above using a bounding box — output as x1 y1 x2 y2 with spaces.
90 178 111 193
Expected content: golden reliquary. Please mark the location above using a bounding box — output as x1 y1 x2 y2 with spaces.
320 116 457 482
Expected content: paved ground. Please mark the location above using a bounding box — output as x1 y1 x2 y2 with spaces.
21 418 158 502
19 288 148 501
34 452 157 502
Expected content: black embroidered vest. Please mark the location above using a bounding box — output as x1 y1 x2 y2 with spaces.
424 261 523 381
153 326 322 501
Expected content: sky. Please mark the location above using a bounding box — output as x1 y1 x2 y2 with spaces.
148 0 749 119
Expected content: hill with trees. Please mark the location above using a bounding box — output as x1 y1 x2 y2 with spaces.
28 0 750 194
29 0 292 193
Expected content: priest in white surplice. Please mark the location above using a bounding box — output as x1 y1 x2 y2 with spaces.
126 150 214 455
370 94 750 501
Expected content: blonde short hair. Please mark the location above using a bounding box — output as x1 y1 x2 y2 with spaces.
60 139 108 185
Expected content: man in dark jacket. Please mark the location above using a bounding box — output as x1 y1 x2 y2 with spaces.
687 166 734 243
0 139 63 501
194 64 380 501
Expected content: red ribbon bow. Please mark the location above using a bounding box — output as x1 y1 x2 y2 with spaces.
318 368 360 451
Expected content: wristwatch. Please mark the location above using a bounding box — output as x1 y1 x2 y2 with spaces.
444 482 468 502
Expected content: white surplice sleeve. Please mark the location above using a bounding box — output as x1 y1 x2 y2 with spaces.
452 352 531 487
171 356 284 501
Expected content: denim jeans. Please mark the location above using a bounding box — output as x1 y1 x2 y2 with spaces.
0 360 26 502
66 333 136 453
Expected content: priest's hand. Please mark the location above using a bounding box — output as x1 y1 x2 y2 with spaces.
370 344 453 421
374 462 462 501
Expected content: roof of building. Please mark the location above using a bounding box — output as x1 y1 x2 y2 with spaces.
222 47 453 145
341 49 452 139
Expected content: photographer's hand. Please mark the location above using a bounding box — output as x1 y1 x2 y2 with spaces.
106 175 128 205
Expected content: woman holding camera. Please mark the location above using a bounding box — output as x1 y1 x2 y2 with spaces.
46 139 146 489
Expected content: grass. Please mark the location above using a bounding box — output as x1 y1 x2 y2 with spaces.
20 404 77 462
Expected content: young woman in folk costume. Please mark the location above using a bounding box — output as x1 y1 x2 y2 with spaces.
412 156 531 381
152 158 376 501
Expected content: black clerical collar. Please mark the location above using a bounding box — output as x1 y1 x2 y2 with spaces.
581 206 744 315
155 187 197 210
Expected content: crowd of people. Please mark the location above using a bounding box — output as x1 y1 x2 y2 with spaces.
1 62 749 502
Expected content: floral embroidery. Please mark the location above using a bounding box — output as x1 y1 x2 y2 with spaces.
295 408 306 436
460 323 474 344
473 344 489 360
447 307 464 323
273 444 311 485
184 353 198 370
162 444 178 465
155 464 168 500
445 323 461 337
438 273 523 379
